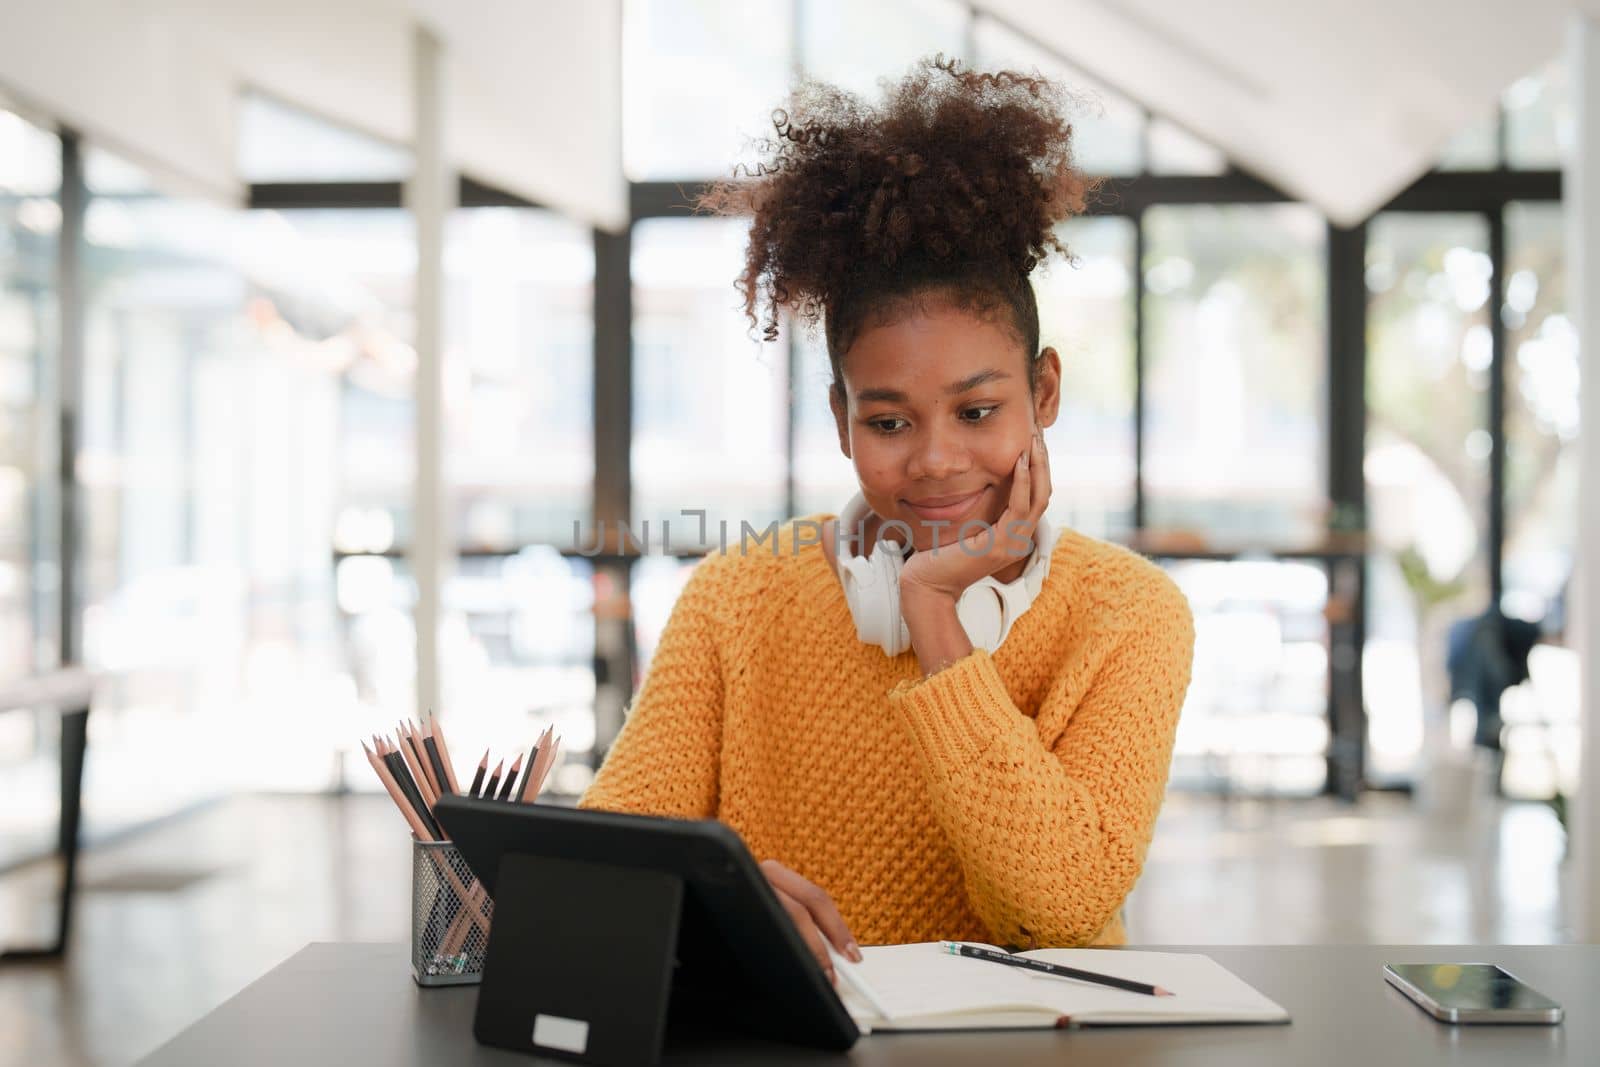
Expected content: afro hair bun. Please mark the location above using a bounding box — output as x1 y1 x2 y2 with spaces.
700 54 1093 347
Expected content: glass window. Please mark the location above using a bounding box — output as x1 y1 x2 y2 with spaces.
1148 117 1227 176
1499 201 1578 802
632 554 698 676
0 107 61 867
1505 56 1570 170
0 107 60 686
1503 202 1575 621
275 206 600 757
632 218 788 542
1036 216 1136 538
1164 557 1331 795
238 91 411 183
623 0 794 180
445 208 594 549
266 209 417 548
803 0 969 100
438 547 599 792
80 150 351 814
791 331 857 518
973 17 1143 176
1435 108 1500 172
1142 204 1327 542
1364 212 1492 782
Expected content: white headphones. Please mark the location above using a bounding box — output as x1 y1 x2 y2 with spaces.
832 493 1057 657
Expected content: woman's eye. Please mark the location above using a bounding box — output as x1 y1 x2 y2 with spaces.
961 405 1000 423
869 417 907 434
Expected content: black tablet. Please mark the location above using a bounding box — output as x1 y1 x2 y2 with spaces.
434 796 860 1064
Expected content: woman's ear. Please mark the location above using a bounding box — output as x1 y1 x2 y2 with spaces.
1033 347 1063 430
828 383 852 459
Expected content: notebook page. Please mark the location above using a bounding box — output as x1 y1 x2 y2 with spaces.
850 944 1288 1025
852 944 1067 1020
1021 949 1289 1021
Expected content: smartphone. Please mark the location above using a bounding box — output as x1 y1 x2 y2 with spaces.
1383 963 1563 1024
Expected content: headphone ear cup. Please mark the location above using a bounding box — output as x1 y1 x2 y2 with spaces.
839 538 910 654
955 581 1007 650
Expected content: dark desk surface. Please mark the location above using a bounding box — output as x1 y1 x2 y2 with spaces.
137 942 1597 1066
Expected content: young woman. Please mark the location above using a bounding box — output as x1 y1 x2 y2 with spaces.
580 57 1194 981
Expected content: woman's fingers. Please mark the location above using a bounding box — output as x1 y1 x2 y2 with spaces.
789 875 858 961
776 888 836 982
1010 444 1032 518
1031 428 1052 521
991 442 1036 559
761 859 861 962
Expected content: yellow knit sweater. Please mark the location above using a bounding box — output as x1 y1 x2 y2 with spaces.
579 516 1194 949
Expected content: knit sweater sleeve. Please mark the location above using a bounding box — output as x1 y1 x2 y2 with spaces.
886 564 1194 948
578 556 727 820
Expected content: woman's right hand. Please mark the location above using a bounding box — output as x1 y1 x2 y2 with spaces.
760 859 862 982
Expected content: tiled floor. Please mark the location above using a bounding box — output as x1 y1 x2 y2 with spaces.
0 791 1577 1067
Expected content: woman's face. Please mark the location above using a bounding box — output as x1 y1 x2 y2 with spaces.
829 301 1061 554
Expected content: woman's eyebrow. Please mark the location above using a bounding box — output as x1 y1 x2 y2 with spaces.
855 369 1012 405
947 369 1010 394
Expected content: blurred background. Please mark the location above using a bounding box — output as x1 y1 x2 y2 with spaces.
0 1 1594 1064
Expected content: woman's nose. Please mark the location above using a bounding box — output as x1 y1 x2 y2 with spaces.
906 423 971 481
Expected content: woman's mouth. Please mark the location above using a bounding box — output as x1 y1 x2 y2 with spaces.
902 487 988 523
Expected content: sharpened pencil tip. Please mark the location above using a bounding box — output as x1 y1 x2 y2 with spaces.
1156 988 1174 997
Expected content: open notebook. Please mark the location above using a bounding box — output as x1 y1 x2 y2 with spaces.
834 942 1290 1032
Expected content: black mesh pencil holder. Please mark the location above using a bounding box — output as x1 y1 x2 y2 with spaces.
411 839 494 986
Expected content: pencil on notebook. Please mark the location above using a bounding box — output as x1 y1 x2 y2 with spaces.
939 942 1173 997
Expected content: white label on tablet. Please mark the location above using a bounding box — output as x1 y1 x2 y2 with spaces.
532 1014 590 1054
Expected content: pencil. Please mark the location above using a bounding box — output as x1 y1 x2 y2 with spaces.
468 749 488 799
362 737 490 952
521 735 553 799
482 759 504 801
384 743 443 839
938 942 1172 997
422 732 452 797
409 721 443 797
402 722 441 799
426 716 462 794
498 754 523 801
530 734 561 798
363 741 433 841
382 745 431 834
395 728 439 809
374 740 487 949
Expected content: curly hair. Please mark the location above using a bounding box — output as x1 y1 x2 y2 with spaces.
698 55 1094 393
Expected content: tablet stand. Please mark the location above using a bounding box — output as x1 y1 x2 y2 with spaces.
474 852 686 1067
